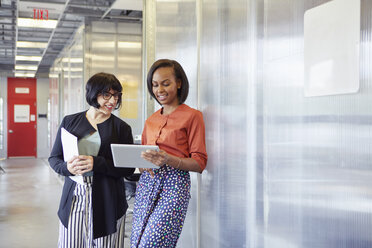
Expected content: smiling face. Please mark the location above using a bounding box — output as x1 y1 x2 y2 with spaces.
96 88 119 115
152 67 181 108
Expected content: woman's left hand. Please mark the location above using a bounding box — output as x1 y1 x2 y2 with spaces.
141 149 168 167
75 155 94 175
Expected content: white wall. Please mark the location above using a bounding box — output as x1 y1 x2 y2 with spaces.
0 76 7 159
37 78 50 158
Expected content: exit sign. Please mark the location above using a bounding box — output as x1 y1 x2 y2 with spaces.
19 1 65 20
33 9 49 20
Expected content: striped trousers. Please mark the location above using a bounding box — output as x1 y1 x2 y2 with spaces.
58 177 126 248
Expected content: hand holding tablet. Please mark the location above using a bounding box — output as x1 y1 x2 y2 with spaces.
140 149 168 167
111 144 159 168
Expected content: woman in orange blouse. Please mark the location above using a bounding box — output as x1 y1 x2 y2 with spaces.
130 59 208 248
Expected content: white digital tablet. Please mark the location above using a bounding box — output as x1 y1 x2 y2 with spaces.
111 144 159 168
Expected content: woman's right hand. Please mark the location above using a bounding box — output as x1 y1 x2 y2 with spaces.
139 168 155 178
67 156 80 175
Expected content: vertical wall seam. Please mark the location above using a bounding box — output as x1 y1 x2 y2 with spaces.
196 1 202 247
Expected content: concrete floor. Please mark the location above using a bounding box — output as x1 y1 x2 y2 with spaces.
0 158 133 248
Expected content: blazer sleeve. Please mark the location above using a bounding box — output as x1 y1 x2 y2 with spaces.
48 117 73 176
93 120 135 178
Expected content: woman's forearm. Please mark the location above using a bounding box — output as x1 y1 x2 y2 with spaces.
166 154 203 173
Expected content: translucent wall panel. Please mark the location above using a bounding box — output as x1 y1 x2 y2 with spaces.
199 0 256 247
0 97 3 149
0 77 6 158
151 0 257 247
151 1 199 247
67 30 84 114
85 22 143 136
117 33 142 137
49 76 59 149
62 59 70 116
149 0 372 247
263 0 372 247
48 26 84 151
49 22 143 150
155 1 198 109
86 22 117 75
49 26 85 119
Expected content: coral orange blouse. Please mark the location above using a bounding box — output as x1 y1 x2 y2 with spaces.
142 104 208 171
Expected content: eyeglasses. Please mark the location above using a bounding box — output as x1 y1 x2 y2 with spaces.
101 92 122 100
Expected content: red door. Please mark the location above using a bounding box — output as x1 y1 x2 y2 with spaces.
7 77 37 157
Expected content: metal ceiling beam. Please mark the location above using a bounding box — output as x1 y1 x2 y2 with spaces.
0 5 16 10
35 0 77 75
67 3 111 9
0 14 14 17
18 28 54 33
0 28 16 32
57 19 84 24
16 37 49 42
0 46 14 49
14 0 18 68
100 0 115 19
18 33 51 39
5 0 142 76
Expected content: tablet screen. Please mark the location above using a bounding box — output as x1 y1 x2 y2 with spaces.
111 144 159 168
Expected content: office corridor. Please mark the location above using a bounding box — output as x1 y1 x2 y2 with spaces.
0 158 133 248
0 158 60 247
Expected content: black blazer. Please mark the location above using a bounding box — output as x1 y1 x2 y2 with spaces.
48 111 135 239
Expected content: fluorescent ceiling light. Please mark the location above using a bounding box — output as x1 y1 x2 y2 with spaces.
17 18 58 29
91 41 141 49
111 0 142 11
49 73 58 78
16 55 42 61
17 41 48 48
19 1 65 15
118 57 141 63
62 67 83 72
15 65 38 70
15 72 35 78
62 58 83 63
51 67 61 72
156 0 194 2
86 54 115 61
92 41 115 48
118 41 141 49
90 63 114 69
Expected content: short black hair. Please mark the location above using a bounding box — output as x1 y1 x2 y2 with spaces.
147 59 189 105
85 72 122 109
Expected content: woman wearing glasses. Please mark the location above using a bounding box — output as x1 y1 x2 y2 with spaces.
49 72 134 247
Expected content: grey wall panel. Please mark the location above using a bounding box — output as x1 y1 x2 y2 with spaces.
263 0 372 247
36 78 50 158
149 0 372 247
199 0 254 247
85 22 143 136
155 1 198 109
153 1 199 247
0 77 7 158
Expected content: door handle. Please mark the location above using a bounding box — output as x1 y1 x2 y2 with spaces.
9 130 13 133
